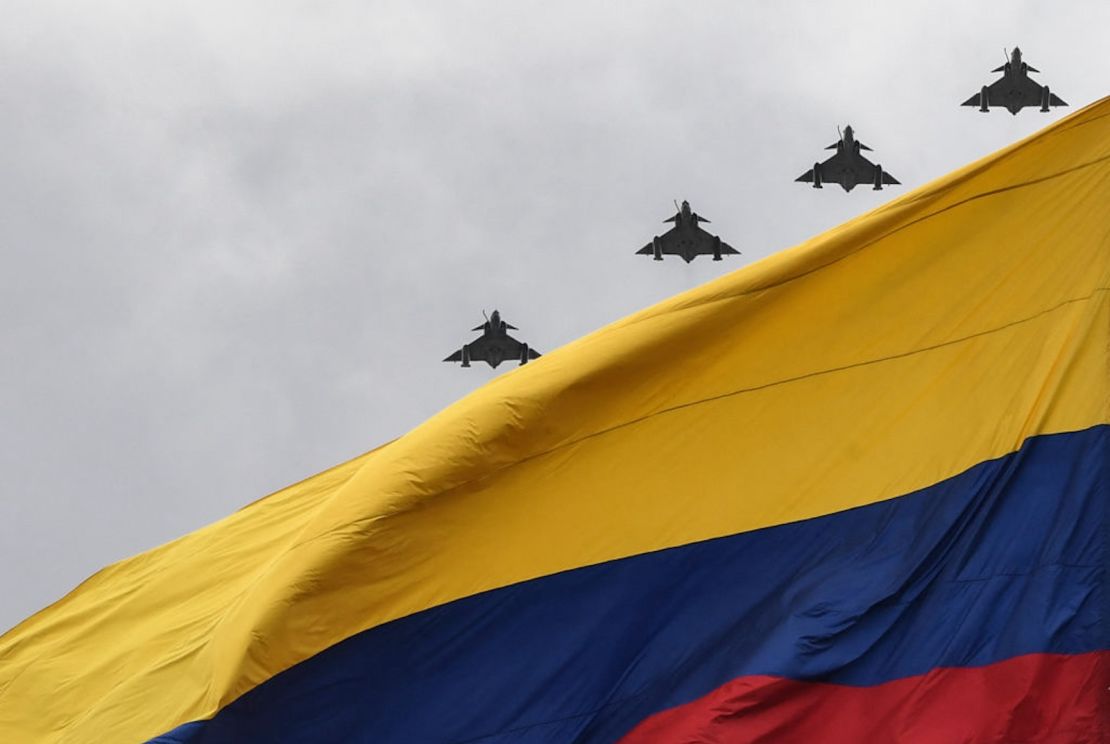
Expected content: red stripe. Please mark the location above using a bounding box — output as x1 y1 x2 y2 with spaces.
618 652 1108 744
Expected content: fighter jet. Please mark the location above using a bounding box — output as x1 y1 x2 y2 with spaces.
962 47 1067 115
635 200 739 263
796 125 900 192
443 310 541 368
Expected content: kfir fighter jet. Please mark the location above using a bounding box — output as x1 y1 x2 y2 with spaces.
796 125 900 193
962 47 1067 115
636 200 739 263
443 310 541 368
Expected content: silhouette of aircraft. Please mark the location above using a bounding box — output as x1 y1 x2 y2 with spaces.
636 200 739 263
962 47 1067 115
796 125 900 192
443 310 541 368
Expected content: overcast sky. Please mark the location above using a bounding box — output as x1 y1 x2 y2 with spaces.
1 1 1107 632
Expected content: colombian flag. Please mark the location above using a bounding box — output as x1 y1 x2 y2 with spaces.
1 98 1107 743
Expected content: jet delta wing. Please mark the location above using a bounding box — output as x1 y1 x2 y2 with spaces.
636 200 739 263
796 125 900 193
962 47 1067 115
443 310 541 369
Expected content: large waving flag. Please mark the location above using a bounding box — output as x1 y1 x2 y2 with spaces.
2 98 1108 743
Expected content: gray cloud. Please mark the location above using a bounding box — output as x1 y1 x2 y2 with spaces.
1 0 1107 631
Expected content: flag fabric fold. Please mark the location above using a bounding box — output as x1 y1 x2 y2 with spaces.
1 97 1107 743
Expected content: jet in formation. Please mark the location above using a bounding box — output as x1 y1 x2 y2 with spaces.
796 125 900 192
446 47 1071 368
962 47 1067 115
636 200 740 263
443 310 541 368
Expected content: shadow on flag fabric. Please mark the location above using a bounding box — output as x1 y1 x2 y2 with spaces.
2 97 1108 743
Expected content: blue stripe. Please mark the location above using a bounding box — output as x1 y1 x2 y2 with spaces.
154 425 1108 743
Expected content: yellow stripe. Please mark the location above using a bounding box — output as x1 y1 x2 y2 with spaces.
2 98 1108 742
